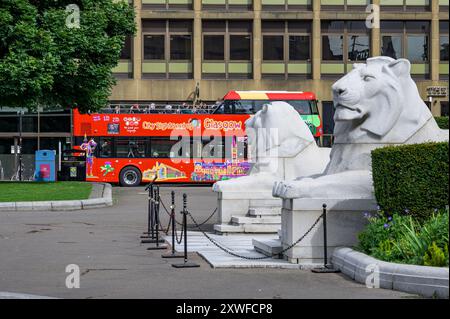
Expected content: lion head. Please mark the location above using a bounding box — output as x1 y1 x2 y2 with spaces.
332 57 432 143
246 101 315 160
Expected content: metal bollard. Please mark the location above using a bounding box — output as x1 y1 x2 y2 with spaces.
311 204 340 273
147 186 168 250
141 177 165 244
172 193 200 268
162 190 184 258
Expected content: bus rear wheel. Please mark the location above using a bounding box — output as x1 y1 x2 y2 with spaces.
119 166 142 187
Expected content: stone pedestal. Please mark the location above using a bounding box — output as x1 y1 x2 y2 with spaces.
279 198 376 264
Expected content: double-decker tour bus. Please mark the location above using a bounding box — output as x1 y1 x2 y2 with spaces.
213 90 322 141
72 90 321 186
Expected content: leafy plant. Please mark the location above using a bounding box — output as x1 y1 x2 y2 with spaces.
424 242 447 267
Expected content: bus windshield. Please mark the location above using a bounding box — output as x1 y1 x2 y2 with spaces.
213 100 318 115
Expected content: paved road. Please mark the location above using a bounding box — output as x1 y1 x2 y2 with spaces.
0 186 418 299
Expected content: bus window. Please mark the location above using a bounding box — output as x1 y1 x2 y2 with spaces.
286 100 313 115
233 100 254 114
150 137 190 158
213 102 231 114
224 136 247 160
99 137 113 158
116 137 145 158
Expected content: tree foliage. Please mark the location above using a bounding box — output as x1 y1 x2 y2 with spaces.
0 0 135 112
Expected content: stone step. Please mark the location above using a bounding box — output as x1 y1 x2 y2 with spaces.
243 224 280 233
252 238 283 258
214 224 244 233
214 223 280 234
248 207 281 216
231 216 281 225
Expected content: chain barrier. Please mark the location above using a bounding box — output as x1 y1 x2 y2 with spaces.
186 210 323 260
160 199 218 229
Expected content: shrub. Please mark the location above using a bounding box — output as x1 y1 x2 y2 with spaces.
435 116 449 130
371 142 449 220
357 210 449 266
424 242 447 267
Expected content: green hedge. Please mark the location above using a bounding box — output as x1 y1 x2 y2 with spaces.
435 117 449 130
372 142 449 220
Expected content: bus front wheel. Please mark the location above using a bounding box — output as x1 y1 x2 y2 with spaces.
119 166 142 187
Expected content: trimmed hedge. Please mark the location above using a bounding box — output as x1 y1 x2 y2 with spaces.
435 117 449 130
372 142 449 220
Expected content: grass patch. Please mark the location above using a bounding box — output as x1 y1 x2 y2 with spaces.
0 182 92 202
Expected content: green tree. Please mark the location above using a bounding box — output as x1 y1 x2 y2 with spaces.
0 0 135 113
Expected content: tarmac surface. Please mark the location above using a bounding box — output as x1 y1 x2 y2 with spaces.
0 185 418 299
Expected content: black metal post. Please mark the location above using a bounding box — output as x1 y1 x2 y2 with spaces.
311 203 340 273
162 190 183 258
18 110 23 182
141 177 164 243
323 203 328 267
147 186 167 250
172 193 199 268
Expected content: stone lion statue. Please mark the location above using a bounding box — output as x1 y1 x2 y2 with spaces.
213 101 330 193
273 57 449 199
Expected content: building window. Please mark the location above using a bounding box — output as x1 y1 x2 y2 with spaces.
321 21 369 77
441 102 449 117
380 0 430 12
142 20 192 79
262 0 312 11
262 20 312 79
440 20 449 80
144 35 165 60
120 36 132 60
142 0 193 10
202 0 252 11
321 0 369 11
381 21 430 79
321 101 335 147
202 20 252 79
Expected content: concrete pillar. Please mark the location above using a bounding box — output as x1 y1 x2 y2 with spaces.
312 0 321 81
253 0 262 81
371 0 381 57
431 0 440 82
193 0 202 82
133 0 142 81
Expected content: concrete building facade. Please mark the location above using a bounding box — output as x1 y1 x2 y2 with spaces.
111 0 449 144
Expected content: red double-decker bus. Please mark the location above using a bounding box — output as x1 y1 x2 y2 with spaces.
72 90 320 186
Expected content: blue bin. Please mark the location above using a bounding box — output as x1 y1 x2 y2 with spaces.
35 150 56 182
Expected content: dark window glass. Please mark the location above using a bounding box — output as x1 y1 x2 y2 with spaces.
143 35 165 60
382 35 403 59
440 35 449 61
202 20 226 32
441 102 449 117
39 137 66 152
263 36 284 60
22 138 38 154
440 21 449 34
405 21 430 33
203 35 224 60
0 138 14 154
120 36 132 60
39 115 70 132
98 137 113 157
150 138 182 158
170 35 191 60
348 35 370 61
22 115 38 132
347 21 368 33
286 100 313 115
321 21 344 33
288 21 312 34
230 35 251 60
289 36 310 61
322 35 343 61
407 35 429 62
0 114 18 132
116 138 146 158
322 101 335 135
262 21 285 33
380 21 403 33
169 20 192 33
228 21 252 33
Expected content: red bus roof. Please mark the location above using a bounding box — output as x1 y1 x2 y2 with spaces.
222 90 316 101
